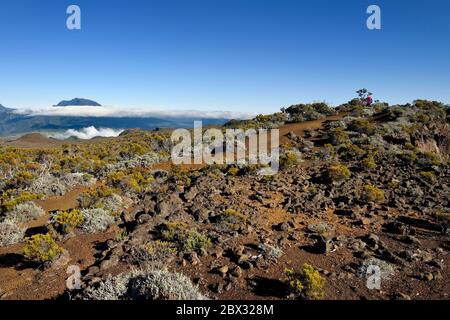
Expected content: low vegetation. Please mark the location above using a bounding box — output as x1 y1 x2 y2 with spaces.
284 264 326 300
81 269 207 300
6 202 45 223
51 209 84 234
0 219 25 247
363 185 385 203
160 221 211 253
327 163 351 181
23 233 64 264
80 208 115 233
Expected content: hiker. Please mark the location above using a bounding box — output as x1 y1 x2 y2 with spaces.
366 95 373 107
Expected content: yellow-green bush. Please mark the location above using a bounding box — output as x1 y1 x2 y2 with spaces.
107 169 153 193
434 212 450 222
11 171 37 188
284 264 326 300
339 144 365 158
327 163 351 181
53 209 84 233
220 208 248 232
160 221 189 242
349 118 375 135
1 191 44 211
421 152 442 166
23 233 63 263
362 155 377 169
182 230 211 253
399 151 417 163
387 180 400 189
280 151 299 168
329 128 349 145
226 166 240 176
363 185 385 203
160 221 210 253
78 185 116 208
147 240 176 257
170 167 192 187
419 171 436 182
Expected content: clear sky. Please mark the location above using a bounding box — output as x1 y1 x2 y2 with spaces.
0 0 449 113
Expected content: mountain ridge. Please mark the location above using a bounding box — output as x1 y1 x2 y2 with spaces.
54 98 102 107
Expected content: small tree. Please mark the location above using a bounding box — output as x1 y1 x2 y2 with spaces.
356 88 373 100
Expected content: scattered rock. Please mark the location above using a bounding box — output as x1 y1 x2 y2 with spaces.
186 252 201 266
314 238 333 254
229 266 243 278
209 282 224 294
422 272 434 281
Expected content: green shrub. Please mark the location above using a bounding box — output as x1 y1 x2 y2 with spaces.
52 209 84 233
284 264 326 300
329 128 349 145
219 208 248 232
399 151 417 163
78 185 116 208
327 163 351 181
338 144 365 158
160 221 210 253
182 231 211 253
421 152 442 166
280 151 299 168
170 167 192 187
349 118 375 134
226 166 240 176
1 191 44 211
435 212 450 222
362 155 377 169
363 185 385 203
147 240 177 258
107 169 153 193
160 221 189 242
413 113 430 123
23 233 63 263
404 143 416 151
387 180 400 189
419 171 436 182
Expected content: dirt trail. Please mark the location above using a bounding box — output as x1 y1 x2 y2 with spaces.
35 187 85 213
279 114 343 144
151 114 344 171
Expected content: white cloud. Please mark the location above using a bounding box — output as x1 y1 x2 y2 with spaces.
13 105 254 120
48 126 124 140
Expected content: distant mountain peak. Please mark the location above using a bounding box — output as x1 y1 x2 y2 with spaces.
54 98 102 107
0 104 13 112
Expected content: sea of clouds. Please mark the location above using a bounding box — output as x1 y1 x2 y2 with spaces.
49 126 125 140
13 105 254 120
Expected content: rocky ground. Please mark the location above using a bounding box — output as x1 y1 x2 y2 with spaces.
0 100 449 300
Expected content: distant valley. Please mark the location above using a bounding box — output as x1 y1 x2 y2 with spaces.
0 99 233 138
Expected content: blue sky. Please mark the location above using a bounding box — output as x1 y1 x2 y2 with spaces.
0 0 449 113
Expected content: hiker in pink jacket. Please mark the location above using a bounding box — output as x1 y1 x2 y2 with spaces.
366 95 373 107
